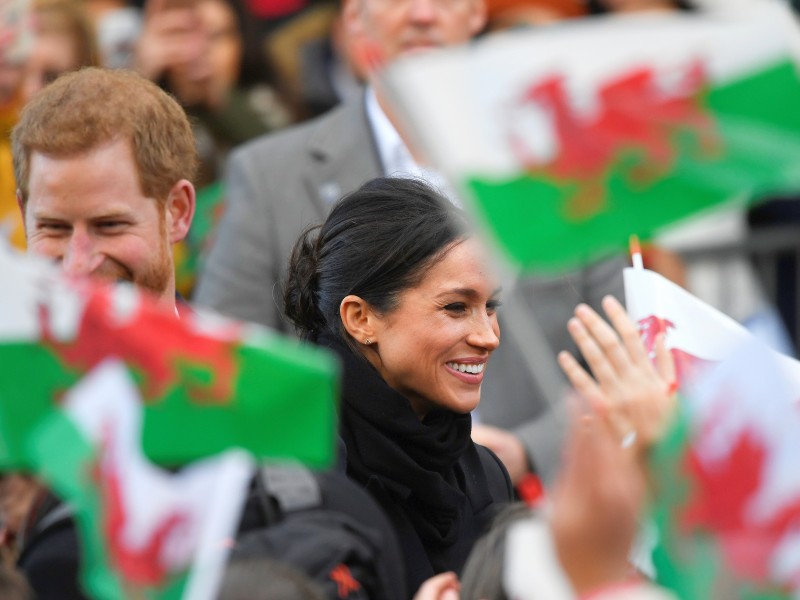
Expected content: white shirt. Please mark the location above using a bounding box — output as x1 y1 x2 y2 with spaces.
365 87 460 207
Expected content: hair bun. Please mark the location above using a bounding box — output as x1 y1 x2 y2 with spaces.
283 225 325 336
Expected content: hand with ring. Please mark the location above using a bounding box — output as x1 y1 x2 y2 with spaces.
557 295 678 455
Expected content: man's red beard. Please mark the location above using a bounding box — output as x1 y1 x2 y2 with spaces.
89 212 173 300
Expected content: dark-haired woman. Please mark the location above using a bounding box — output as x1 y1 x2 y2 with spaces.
283 177 513 596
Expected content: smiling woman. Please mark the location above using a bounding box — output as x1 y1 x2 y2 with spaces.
283 177 513 596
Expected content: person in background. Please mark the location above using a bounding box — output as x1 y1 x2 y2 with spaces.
135 0 291 187
283 177 513 595
484 0 586 31
134 0 291 297
264 0 367 119
20 0 98 103
587 0 694 14
0 0 31 250
1 0 97 251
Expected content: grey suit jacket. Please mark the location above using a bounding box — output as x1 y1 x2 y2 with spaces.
195 94 625 484
195 98 382 329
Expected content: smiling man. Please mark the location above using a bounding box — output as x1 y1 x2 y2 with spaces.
8 67 197 600
13 67 197 310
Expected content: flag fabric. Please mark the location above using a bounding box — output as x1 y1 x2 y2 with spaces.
383 5 800 273
624 266 800 597
623 265 800 391
648 341 800 599
29 361 253 600
0 241 339 469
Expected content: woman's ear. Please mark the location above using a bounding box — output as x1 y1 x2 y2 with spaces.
340 294 378 345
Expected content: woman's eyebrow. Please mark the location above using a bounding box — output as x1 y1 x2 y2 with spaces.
436 286 503 299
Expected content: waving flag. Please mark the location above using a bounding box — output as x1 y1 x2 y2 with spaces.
0 241 338 469
648 341 800 599
30 361 252 600
383 5 800 272
625 267 800 597
623 266 800 392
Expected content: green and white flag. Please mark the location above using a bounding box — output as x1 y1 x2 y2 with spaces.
30 360 252 600
0 240 338 469
649 341 800 599
384 4 800 272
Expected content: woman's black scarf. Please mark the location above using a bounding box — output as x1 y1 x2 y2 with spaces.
317 332 489 548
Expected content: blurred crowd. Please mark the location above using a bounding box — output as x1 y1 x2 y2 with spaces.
2 1 800 600
0 0 707 294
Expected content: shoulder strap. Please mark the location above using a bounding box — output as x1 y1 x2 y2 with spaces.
254 465 323 524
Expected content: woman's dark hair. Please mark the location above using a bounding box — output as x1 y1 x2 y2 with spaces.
283 177 469 341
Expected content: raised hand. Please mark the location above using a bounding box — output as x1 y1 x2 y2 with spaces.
557 295 677 454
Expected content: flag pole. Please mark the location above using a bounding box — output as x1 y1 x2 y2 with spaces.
630 235 644 270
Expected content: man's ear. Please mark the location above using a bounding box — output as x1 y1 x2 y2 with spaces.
342 0 365 39
469 0 488 36
340 294 379 345
164 179 196 244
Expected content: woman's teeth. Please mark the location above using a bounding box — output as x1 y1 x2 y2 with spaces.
446 362 485 374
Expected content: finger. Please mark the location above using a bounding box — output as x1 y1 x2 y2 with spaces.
654 332 677 385
601 295 649 366
567 315 621 390
574 304 630 375
555 412 593 493
414 572 460 600
558 350 607 413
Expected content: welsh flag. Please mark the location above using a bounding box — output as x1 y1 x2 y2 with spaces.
30 361 253 600
383 4 800 273
624 266 800 391
0 241 338 469
624 267 800 597
648 341 800 599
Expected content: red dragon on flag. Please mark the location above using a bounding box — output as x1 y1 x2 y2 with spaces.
509 60 720 220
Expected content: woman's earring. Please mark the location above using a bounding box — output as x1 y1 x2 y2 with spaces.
364 338 372 345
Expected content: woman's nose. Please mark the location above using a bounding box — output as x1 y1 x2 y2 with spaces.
467 312 500 351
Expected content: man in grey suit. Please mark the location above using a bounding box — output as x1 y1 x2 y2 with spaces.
195 0 625 486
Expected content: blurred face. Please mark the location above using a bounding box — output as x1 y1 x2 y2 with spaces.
23 139 177 305
169 0 242 108
367 239 501 418
200 0 241 89
21 29 80 103
347 0 486 65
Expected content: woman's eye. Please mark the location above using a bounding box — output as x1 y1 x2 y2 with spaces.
487 300 503 313
444 303 467 313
